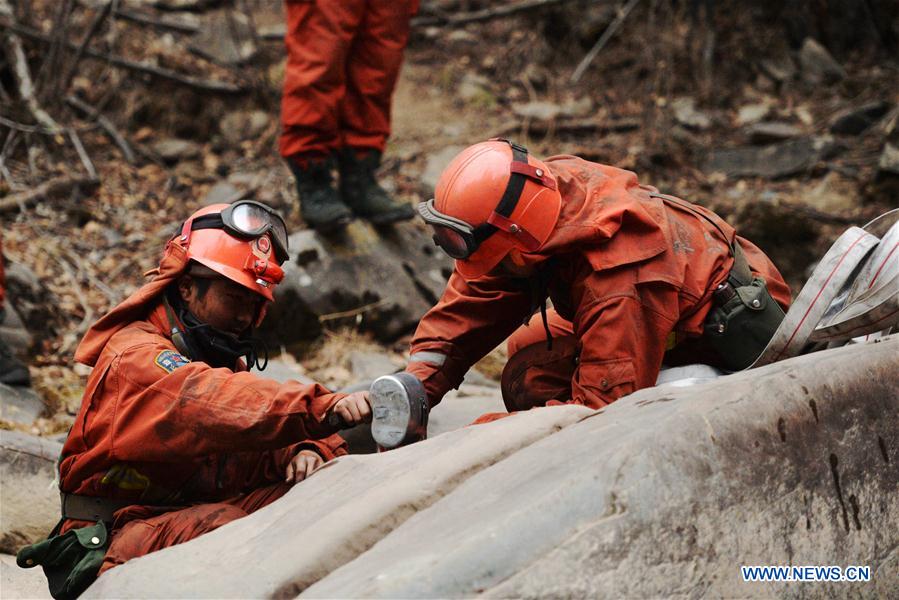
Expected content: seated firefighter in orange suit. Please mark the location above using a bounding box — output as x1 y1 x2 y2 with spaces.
406 140 792 418
21 202 371 594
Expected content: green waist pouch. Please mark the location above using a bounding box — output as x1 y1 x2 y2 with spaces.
704 276 786 371
16 520 108 600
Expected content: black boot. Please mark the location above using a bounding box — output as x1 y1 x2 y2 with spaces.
288 155 353 233
0 336 30 387
337 148 414 225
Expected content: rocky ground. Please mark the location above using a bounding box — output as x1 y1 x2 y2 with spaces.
1 3 897 596
1 0 897 476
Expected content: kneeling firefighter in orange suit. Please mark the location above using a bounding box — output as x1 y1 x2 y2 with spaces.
17 202 371 599
405 140 792 421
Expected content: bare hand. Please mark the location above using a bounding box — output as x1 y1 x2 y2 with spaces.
329 391 371 427
285 450 323 483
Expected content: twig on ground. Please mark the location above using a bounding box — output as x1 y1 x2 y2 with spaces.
0 0 62 132
319 299 390 323
66 95 136 163
34 0 76 101
0 175 98 213
237 0 260 48
0 129 20 180
111 6 199 34
0 115 55 134
570 0 641 83
497 116 640 137
413 0 593 27
61 239 122 306
66 127 99 181
54 253 95 355
1 20 248 93
60 0 115 94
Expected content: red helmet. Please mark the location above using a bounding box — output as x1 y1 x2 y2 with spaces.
418 139 562 279
179 202 287 302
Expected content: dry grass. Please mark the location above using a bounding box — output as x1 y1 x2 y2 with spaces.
299 328 406 390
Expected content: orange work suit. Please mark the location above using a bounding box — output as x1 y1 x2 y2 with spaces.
58 240 348 573
407 156 792 410
279 0 419 159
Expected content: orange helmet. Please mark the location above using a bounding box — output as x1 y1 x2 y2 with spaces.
418 139 562 279
179 201 287 302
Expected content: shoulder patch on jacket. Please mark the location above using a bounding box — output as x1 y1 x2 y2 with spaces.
154 350 191 373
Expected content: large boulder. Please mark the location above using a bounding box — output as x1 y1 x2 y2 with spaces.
0 384 46 426
260 221 452 344
1 553 51 599
84 336 898 598
85 405 592 598
0 431 62 554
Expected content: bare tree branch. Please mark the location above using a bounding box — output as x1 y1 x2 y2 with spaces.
66 127 98 181
0 175 98 214
60 0 115 94
570 0 641 83
111 6 200 34
66 94 135 163
0 0 62 132
0 19 248 93
413 0 595 27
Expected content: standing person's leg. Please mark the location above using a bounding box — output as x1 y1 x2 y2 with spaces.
279 0 366 232
335 0 417 224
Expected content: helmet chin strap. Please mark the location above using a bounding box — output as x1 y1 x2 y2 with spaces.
164 288 268 370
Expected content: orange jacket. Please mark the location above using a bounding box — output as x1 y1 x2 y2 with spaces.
59 237 346 528
407 156 791 408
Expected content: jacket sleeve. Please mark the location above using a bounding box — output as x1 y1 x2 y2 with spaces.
106 342 344 462
245 434 349 487
277 434 348 467
406 270 532 406
557 272 680 408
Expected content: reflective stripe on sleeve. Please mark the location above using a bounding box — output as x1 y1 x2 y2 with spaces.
408 351 447 366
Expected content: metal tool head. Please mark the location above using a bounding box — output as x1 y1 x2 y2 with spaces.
370 372 428 449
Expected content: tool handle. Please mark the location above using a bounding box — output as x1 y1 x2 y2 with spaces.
327 411 350 429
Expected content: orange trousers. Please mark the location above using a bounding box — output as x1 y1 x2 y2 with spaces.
500 310 577 412
99 483 290 574
279 0 418 159
500 309 730 411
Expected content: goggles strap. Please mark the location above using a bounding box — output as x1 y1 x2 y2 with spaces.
189 213 228 233
493 143 530 219
470 143 530 248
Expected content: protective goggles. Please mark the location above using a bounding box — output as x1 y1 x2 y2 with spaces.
186 201 289 263
417 140 554 260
